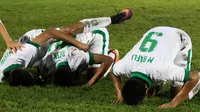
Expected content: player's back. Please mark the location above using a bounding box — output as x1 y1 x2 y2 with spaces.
123 26 183 64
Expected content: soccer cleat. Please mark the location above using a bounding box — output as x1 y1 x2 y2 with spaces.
103 49 120 78
111 8 133 24
108 49 119 63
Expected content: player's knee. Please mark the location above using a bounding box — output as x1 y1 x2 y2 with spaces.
53 66 74 87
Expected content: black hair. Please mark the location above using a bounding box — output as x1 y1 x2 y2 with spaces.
53 66 73 87
9 68 34 86
122 77 147 105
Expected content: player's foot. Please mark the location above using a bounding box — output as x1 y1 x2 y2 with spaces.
111 8 133 24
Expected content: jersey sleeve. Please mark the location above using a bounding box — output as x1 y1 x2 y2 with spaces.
112 60 130 78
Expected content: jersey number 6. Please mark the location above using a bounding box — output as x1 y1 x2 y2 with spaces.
139 32 163 52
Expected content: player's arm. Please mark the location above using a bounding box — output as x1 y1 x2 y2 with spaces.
111 73 123 103
87 54 113 86
0 20 23 53
159 71 199 108
32 28 88 51
59 22 84 36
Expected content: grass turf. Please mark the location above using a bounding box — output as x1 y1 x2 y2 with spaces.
0 0 200 111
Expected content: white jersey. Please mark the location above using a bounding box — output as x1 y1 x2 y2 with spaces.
0 29 57 80
38 28 109 74
113 26 191 87
38 45 94 75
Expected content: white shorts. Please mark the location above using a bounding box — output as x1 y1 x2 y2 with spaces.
171 40 192 87
0 42 39 74
76 28 109 68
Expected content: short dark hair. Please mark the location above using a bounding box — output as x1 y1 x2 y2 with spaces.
9 68 34 86
53 66 74 87
122 77 147 105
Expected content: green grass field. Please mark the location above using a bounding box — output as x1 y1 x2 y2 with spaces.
1 0 200 111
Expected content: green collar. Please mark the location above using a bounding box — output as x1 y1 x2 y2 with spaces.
130 72 153 88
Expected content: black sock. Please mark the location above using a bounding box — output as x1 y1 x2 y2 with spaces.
111 14 121 24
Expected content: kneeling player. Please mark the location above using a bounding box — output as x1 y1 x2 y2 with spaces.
111 26 200 108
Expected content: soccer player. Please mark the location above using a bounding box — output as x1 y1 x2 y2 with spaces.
34 8 132 86
0 20 23 53
0 26 90 86
0 8 133 86
111 26 200 108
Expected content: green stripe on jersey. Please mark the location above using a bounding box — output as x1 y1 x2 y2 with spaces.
48 41 62 52
3 64 23 73
26 41 40 48
89 52 94 65
130 72 153 88
186 49 191 70
92 30 107 55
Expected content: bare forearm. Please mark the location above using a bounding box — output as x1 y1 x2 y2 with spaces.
60 22 84 35
171 80 197 105
87 54 113 86
50 28 89 50
32 28 88 49
111 74 122 97
170 72 199 106
0 21 12 44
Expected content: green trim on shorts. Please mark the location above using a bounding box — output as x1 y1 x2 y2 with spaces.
26 41 40 48
72 35 76 39
92 30 107 55
186 49 191 70
130 72 153 88
3 64 23 73
184 69 190 82
56 61 69 69
89 52 94 65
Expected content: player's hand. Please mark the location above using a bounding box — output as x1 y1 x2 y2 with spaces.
82 84 92 91
158 102 177 108
112 96 123 103
6 41 23 53
112 98 123 103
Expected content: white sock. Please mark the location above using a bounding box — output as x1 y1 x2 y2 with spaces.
108 51 115 60
80 17 111 33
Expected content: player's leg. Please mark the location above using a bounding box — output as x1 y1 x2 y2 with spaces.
59 8 133 35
